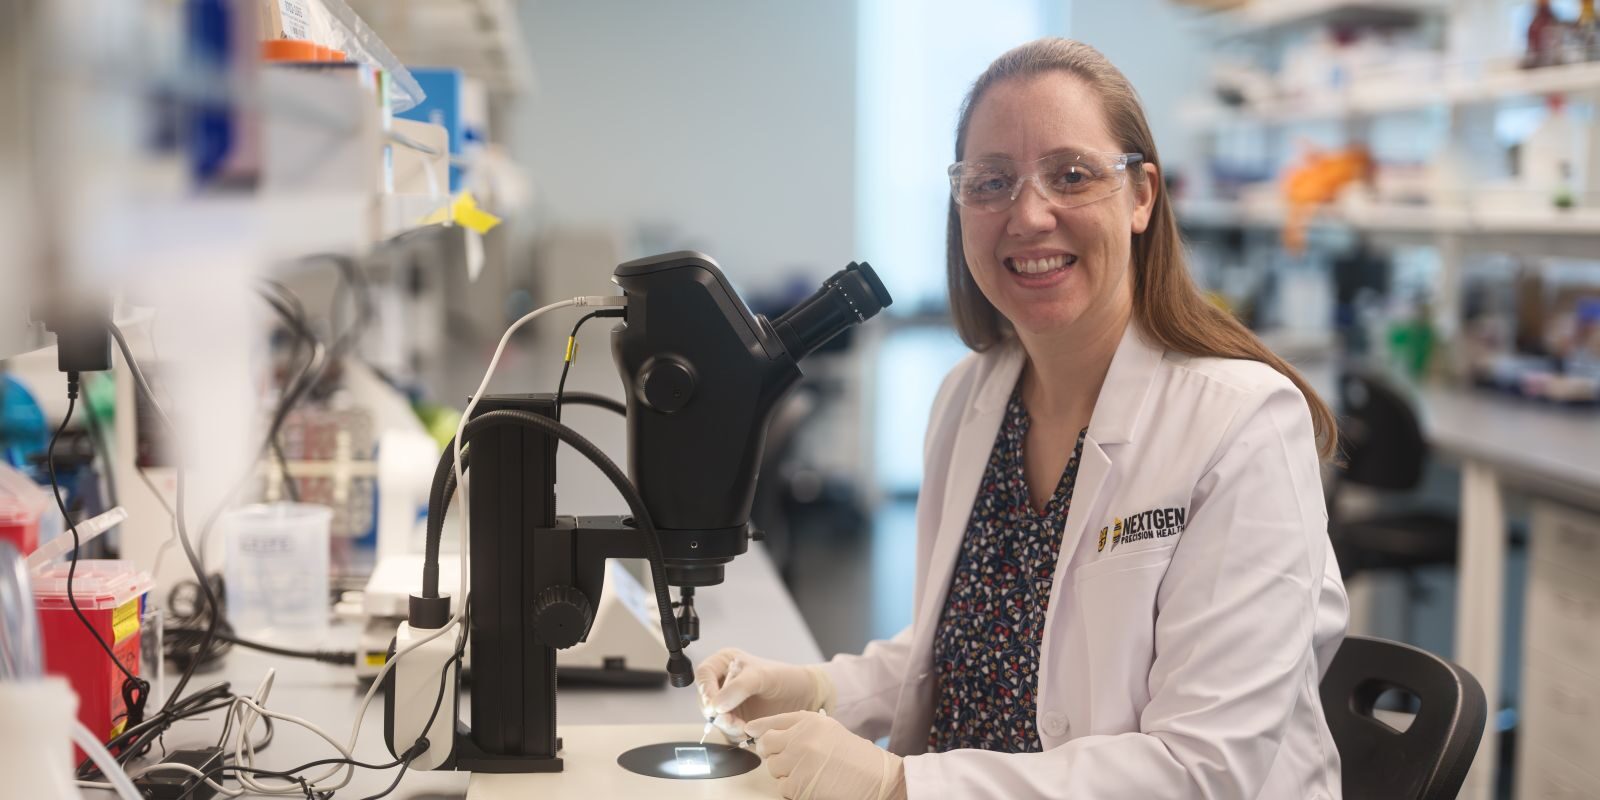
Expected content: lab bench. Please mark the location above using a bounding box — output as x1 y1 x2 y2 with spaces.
79 543 818 799
1306 364 1600 800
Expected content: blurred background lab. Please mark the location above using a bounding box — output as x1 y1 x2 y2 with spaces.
3 2 1599 799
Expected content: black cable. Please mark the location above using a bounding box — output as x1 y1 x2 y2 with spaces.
153 286 327 682
259 286 326 503
107 323 217 721
553 311 601 420
558 391 627 417
76 682 236 779
421 445 465 600
553 309 624 420
166 626 355 666
161 575 233 669
419 410 689 675
46 379 150 730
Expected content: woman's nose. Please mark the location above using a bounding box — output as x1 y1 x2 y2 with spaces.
1006 178 1058 237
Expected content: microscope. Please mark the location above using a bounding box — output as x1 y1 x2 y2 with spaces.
384 251 891 780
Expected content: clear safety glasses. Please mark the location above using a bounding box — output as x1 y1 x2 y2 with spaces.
948 151 1144 213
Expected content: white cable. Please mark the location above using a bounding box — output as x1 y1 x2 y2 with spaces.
122 296 625 797
230 696 358 795
70 719 142 800
448 294 625 660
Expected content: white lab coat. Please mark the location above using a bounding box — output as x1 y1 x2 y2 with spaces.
817 322 1348 799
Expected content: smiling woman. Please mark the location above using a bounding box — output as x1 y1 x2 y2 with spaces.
945 39 1336 462
696 37 1351 800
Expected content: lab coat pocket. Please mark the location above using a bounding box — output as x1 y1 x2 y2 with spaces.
1067 544 1174 733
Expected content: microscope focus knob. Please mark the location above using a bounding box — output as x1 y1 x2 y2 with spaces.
639 358 696 413
533 586 593 650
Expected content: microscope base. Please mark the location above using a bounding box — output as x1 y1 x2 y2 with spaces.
466 724 781 799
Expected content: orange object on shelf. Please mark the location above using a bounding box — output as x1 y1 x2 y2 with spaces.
1280 144 1373 253
329 49 349 62
261 38 321 62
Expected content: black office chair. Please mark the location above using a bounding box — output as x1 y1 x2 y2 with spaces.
1329 368 1464 646
1321 635 1487 800
1330 368 1460 580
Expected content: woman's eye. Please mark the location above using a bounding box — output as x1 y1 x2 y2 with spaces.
1052 167 1091 189
969 175 1012 195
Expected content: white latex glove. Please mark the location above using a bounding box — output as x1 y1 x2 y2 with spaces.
747 711 907 800
694 648 833 739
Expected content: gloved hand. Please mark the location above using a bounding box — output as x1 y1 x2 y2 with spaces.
747 711 907 800
694 648 834 740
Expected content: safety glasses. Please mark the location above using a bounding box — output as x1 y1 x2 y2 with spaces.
948 151 1144 213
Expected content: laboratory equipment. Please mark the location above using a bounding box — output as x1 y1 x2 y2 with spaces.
615 742 760 780
221 502 332 643
385 252 890 780
32 559 152 751
0 462 49 554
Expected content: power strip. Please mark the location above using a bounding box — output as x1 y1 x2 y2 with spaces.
135 746 224 800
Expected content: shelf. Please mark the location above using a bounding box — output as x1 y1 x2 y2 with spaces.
1178 199 1600 241
1213 0 1449 39
344 0 533 95
1189 60 1600 128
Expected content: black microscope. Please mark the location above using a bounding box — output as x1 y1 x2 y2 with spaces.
385 251 891 776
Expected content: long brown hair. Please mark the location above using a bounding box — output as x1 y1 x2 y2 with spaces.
946 38 1337 460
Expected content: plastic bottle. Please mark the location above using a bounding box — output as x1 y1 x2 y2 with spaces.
1527 0 1561 68
1523 95 1577 207
0 678 86 800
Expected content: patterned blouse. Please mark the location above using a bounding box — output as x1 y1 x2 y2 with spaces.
928 385 1087 753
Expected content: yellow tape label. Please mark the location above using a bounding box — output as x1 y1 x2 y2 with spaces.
112 599 141 644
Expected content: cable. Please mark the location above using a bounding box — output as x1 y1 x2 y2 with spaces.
257 284 326 504
71 718 144 800
553 310 623 420
108 321 231 763
161 576 233 669
558 391 627 417
423 409 690 670
170 626 467 798
166 626 355 666
449 296 625 614
76 683 236 780
46 379 150 730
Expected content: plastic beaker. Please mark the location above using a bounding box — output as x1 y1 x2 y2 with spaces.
223 503 332 644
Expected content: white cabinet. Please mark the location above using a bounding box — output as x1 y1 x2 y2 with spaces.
1517 502 1600 799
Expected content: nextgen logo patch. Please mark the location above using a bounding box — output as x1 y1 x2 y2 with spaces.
1098 507 1186 552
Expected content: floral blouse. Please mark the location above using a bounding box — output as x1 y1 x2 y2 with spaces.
928 386 1087 753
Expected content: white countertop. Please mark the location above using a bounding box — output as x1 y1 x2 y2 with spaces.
1302 362 1600 502
81 542 817 798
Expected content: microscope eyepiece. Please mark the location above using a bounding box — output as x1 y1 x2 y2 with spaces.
771 262 893 361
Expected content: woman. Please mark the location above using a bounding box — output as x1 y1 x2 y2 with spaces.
697 38 1348 800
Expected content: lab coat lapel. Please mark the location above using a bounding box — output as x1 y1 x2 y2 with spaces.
1044 322 1166 654
913 345 1025 650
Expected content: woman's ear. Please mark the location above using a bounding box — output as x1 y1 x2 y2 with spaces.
1130 162 1158 235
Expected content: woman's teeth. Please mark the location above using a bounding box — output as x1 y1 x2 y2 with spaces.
1006 254 1077 274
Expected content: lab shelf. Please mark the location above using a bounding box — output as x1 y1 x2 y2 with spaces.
1212 0 1450 40
1188 60 1600 128
344 0 533 95
1177 199 1600 249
